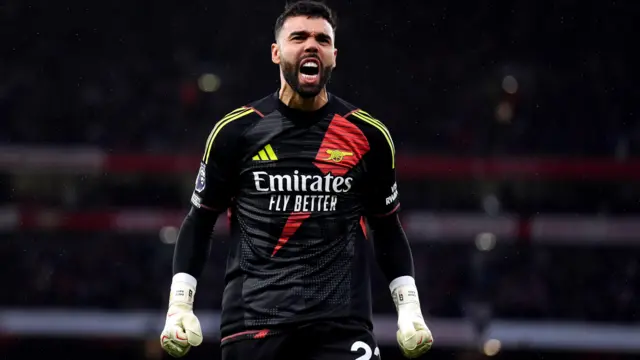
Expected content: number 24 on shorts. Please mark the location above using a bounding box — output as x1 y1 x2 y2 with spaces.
352 341 380 360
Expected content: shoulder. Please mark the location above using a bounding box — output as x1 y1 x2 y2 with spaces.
204 106 260 148
331 95 396 164
246 92 280 116
201 95 277 163
205 93 278 144
331 94 393 140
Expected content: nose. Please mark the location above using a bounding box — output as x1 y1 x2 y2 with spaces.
303 39 319 53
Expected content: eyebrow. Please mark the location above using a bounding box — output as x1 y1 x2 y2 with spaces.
288 30 332 42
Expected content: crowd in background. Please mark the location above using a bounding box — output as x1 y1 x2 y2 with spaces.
3 234 638 324
1 0 636 156
1 1 638 348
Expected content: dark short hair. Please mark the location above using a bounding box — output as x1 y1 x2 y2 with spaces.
274 1 337 40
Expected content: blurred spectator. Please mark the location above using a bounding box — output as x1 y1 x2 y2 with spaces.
3 234 638 324
1 1 635 156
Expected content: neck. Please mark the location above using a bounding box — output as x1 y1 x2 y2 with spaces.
279 83 329 112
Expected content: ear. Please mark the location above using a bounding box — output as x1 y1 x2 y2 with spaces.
271 43 281 65
333 48 338 69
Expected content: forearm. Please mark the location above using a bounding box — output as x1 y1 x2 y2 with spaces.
172 206 221 279
162 206 209 354
369 213 415 281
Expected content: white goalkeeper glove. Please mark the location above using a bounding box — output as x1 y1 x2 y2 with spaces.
391 276 433 358
160 273 203 358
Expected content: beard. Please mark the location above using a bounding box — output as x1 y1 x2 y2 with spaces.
281 57 333 99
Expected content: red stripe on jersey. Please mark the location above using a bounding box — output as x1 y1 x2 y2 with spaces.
342 109 359 118
220 329 270 343
247 106 265 118
372 203 401 217
253 329 270 339
360 216 368 239
313 114 370 176
272 212 312 257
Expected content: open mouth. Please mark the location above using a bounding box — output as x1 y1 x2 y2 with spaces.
299 58 320 83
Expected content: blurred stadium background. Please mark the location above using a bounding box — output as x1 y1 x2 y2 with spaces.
1 0 638 359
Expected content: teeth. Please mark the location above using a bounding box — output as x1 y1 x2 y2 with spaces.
302 62 318 68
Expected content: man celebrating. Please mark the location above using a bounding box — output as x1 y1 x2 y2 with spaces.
160 1 433 359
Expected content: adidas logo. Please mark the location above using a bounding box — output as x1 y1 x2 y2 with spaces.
252 144 278 161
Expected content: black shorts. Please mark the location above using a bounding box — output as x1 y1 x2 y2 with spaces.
220 321 380 360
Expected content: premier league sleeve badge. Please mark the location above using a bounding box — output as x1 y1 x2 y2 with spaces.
195 163 207 193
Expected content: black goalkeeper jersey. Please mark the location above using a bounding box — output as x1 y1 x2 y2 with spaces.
190 92 401 339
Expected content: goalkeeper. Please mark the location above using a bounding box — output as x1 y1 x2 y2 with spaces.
160 1 433 359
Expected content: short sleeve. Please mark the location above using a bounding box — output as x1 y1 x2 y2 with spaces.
362 121 401 217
